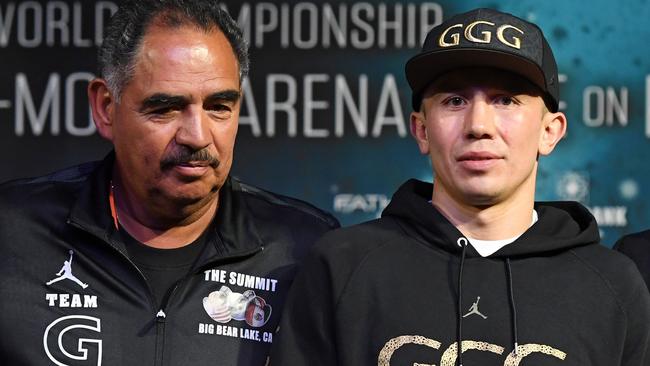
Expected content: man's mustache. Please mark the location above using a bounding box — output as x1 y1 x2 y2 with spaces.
160 147 220 170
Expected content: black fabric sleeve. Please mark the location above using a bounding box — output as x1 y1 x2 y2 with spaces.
268 244 339 365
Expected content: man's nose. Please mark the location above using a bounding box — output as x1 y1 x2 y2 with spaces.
175 107 210 150
463 98 496 140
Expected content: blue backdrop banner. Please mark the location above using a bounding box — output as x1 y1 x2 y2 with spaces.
1 0 649 245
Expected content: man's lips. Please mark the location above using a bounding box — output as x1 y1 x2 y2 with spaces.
457 151 502 161
457 151 503 170
172 161 213 177
177 161 211 168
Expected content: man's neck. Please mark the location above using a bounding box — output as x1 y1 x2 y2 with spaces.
111 177 219 249
431 183 535 241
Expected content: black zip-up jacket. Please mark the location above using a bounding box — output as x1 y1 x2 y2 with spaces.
270 179 650 366
0 155 339 365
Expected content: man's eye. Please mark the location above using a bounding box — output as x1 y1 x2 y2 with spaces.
445 97 465 107
208 104 231 113
148 106 177 115
496 96 516 105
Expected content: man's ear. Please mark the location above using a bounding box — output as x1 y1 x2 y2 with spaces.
538 110 567 156
88 78 116 142
410 111 430 155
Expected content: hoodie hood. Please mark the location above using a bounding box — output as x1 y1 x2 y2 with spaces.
382 179 600 258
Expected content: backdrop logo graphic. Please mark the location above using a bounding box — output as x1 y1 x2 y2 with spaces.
333 193 390 216
556 171 590 203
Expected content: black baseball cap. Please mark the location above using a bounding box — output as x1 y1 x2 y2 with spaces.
406 8 559 112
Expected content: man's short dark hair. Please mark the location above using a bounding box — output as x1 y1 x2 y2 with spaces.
99 0 249 101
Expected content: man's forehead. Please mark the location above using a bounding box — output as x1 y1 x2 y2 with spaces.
124 25 240 98
139 25 232 63
425 68 542 95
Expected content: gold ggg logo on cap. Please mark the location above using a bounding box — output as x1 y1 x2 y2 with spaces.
438 21 524 49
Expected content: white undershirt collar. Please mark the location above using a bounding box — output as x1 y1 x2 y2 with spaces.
466 210 538 257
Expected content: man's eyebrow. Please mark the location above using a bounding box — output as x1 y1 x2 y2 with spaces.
139 93 189 112
204 90 241 105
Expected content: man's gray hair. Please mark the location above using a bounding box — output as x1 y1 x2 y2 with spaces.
98 0 249 101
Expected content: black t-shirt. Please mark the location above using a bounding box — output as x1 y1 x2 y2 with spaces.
120 227 207 309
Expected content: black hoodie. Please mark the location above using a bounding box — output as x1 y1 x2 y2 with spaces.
270 179 650 366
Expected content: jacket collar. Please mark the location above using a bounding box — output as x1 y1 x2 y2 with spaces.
199 175 264 264
67 153 264 266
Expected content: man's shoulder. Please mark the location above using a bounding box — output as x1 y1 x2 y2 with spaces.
571 243 648 307
292 218 416 294
310 217 406 261
0 161 98 207
233 178 339 230
614 230 650 254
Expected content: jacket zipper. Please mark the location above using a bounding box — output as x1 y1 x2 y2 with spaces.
153 274 189 366
154 309 167 366
67 220 164 365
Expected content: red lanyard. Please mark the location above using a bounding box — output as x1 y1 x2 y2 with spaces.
109 182 119 230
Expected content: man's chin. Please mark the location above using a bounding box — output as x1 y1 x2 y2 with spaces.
157 181 220 205
457 186 503 207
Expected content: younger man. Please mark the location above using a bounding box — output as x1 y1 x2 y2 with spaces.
270 8 650 366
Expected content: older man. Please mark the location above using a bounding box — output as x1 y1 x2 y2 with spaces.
0 1 337 364
270 8 650 366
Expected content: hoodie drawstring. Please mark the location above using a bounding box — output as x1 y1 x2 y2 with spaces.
505 258 519 357
455 238 520 366
456 237 468 366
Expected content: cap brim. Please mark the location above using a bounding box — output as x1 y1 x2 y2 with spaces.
406 48 547 110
